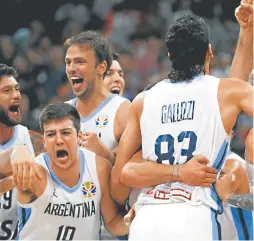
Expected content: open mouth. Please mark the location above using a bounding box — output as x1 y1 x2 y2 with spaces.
56 150 68 160
71 77 84 91
8 104 20 115
71 77 84 85
110 87 120 94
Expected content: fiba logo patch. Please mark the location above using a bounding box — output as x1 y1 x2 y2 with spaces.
82 181 96 198
95 115 109 128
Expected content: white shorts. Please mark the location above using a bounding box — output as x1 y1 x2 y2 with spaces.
129 203 221 241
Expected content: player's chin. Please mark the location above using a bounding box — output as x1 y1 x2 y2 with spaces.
8 116 22 125
53 159 71 170
75 88 89 98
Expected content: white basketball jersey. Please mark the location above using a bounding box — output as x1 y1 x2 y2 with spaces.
218 152 253 240
138 75 230 211
66 95 127 150
17 148 101 240
0 125 34 240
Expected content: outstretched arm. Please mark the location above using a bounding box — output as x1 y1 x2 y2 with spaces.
230 0 253 81
121 150 218 188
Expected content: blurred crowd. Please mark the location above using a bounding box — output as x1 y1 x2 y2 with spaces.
0 0 252 156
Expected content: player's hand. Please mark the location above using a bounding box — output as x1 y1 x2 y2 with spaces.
11 143 41 190
80 132 108 155
214 173 234 201
0 176 14 196
235 0 253 29
124 203 136 226
178 156 218 187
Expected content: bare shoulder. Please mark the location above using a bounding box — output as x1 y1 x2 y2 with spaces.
131 91 147 119
96 156 112 179
116 92 147 117
115 100 131 121
114 99 131 142
220 77 252 91
219 77 253 99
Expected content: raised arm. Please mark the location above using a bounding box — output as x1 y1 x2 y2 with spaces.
237 80 253 117
10 143 46 204
230 0 253 81
96 156 129 236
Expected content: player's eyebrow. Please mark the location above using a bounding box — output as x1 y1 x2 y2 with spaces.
45 128 72 133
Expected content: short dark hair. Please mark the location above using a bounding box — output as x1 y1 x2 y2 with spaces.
39 103 80 134
0 64 18 80
112 52 119 61
165 15 210 82
64 31 113 78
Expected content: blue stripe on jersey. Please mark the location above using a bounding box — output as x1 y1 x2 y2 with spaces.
210 208 222 240
0 125 19 150
44 149 85 192
210 139 229 213
212 140 229 173
231 207 253 240
17 207 31 238
80 95 114 122
68 95 115 123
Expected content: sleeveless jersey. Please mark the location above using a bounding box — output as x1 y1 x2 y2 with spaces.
137 75 230 212
0 125 34 240
218 152 253 240
17 148 101 240
66 95 127 150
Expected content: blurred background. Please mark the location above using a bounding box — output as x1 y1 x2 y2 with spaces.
0 0 252 157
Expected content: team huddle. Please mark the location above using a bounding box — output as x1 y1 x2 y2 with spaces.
0 0 253 240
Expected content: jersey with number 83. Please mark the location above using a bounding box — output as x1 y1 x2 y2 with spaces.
138 76 229 211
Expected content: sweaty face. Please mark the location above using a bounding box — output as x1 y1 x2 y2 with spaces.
0 76 21 126
104 60 125 95
43 118 81 170
65 45 98 99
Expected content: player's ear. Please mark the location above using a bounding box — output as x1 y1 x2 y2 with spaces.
168 52 171 57
97 61 107 77
207 44 213 58
77 131 83 144
42 136 45 148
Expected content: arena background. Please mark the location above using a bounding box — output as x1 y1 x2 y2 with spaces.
0 0 251 157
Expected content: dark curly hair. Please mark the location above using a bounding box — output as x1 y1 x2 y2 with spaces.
0 63 18 80
165 15 210 82
64 31 113 79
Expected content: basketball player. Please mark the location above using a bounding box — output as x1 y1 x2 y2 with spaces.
0 64 40 240
64 31 130 165
104 52 125 96
0 103 129 240
114 15 253 240
124 2 254 239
